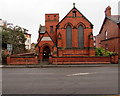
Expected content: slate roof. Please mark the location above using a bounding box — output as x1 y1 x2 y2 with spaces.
38 25 46 33
99 15 120 34
107 15 120 23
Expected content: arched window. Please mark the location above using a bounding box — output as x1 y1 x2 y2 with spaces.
78 25 84 48
66 25 72 48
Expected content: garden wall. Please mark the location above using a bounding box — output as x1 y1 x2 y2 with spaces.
49 55 118 64
7 53 38 65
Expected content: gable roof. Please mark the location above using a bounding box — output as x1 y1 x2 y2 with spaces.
99 15 120 34
56 6 93 28
35 31 55 47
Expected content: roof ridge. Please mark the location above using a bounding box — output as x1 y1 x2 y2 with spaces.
107 15 120 23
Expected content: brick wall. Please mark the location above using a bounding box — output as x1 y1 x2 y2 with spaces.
57 49 95 56
49 55 118 64
45 14 59 43
95 35 101 48
57 8 94 48
7 56 38 64
56 8 95 57
95 18 120 58
7 53 38 64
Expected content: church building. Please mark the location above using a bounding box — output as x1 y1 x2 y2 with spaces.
36 3 95 62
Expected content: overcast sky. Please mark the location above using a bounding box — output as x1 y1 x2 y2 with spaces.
0 0 119 43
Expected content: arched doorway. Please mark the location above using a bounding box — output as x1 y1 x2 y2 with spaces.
43 46 50 61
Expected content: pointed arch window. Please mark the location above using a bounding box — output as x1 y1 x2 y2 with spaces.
66 25 72 48
78 25 84 48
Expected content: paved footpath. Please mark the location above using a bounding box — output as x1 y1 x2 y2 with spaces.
1 64 119 68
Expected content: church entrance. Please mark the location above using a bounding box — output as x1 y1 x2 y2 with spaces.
43 46 50 61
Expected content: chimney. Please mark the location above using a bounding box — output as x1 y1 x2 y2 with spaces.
105 6 111 16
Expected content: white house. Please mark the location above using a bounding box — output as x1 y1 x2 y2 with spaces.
24 33 31 49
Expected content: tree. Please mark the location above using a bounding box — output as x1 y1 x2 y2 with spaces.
2 25 27 54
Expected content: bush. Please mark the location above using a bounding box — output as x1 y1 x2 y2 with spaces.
95 48 113 56
2 50 9 64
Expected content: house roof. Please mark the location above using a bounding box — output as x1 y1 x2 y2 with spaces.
38 25 46 33
107 15 120 23
56 6 93 28
99 15 120 34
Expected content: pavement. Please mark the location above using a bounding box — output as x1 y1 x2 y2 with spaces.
1 63 119 68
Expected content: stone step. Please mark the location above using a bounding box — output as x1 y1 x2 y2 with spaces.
52 62 111 64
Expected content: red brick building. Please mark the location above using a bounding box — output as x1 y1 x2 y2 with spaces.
36 4 95 61
95 6 120 58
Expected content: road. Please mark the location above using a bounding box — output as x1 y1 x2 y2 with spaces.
2 66 118 95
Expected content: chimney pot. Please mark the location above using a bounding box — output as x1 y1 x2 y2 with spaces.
105 6 111 16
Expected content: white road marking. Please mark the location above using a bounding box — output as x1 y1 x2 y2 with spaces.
66 72 96 76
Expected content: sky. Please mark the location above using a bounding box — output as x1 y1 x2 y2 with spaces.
0 0 119 43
